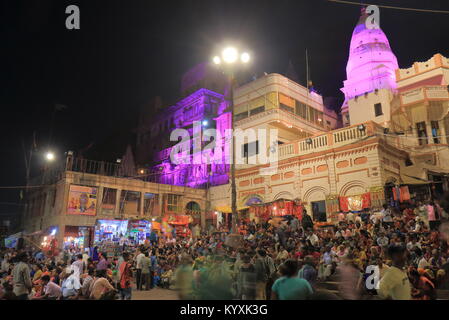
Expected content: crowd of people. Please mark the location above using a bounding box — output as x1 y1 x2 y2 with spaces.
1 196 449 300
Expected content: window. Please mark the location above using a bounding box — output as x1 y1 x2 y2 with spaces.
101 188 117 215
102 188 117 205
119 190 141 215
280 103 294 114
242 141 259 163
235 111 248 121
431 121 440 144
249 106 265 116
166 194 182 213
144 193 159 216
295 101 308 119
374 103 383 117
416 122 428 145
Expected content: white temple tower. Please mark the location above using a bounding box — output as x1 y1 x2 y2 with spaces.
341 7 399 126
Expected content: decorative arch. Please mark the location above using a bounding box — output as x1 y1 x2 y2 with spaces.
303 186 328 202
273 191 295 201
186 201 201 211
339 180 368 196
240 194 264 207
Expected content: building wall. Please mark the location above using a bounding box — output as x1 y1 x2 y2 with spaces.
235 122 407 221
348 88 395 126
23 171 207 248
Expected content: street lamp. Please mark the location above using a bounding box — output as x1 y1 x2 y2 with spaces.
212 47 251 66
45 151 55 161
212 46 251 234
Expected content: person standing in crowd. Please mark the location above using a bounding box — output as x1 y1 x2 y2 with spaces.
298 255 318 288
254 249 270 300
71 254 84 278
119 253 133 300
140 252 152 291
96 252 108 271
427 201 440 231
381 204 393 228
12 252 32 300
378 244 411 300
271 260 313 300
236 255 256 300
135 248 145 290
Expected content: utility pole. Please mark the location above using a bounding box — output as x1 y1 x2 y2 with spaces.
229 74 238 233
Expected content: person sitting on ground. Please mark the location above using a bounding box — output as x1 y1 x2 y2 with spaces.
89 269 117 300
32 275 62 300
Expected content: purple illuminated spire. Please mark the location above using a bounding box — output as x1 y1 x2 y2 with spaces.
341 7 398 109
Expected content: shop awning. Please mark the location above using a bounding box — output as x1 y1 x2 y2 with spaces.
400 161 449 185
400 174 430 185
25 230 43 237
215 206 249 213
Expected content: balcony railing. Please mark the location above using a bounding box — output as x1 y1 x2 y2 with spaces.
66 157 121 177
400 85 449 106
250 122 382 164
235 108 325 134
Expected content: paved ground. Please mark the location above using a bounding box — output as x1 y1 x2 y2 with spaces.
132 288 179 300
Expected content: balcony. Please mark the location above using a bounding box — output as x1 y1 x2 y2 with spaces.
400 85 449 106
242 122 383 165
235 108 325 135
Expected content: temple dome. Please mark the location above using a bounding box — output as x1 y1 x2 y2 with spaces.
341 7 399 104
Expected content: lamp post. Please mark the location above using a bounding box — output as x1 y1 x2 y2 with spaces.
212 47 251 233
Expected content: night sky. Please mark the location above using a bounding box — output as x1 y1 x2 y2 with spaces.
1 0 449 224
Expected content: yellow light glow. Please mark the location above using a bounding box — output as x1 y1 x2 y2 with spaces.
213 56 221 65
222 47 238 63
46 152 55 161
241 52 250 63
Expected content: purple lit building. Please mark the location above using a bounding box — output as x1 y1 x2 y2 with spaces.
135 63 232 189
340 7 399 126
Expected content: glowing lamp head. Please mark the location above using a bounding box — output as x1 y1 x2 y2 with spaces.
139 169 145 174
241 52 250 63
46 152 55 161
202 120 208 127
222 47 238 63
213 56 221 65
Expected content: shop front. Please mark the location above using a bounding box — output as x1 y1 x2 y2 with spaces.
4 232 23 249
41 226 59 255
249 199 303 223
94 219 128 243
162 215 192 237
128 220 152 244
63 226 94 250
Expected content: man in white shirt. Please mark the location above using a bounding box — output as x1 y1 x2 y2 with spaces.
378 245 411 300
71 254 85 279
135 248 145 290
306 231 319 247
418 255 430 270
